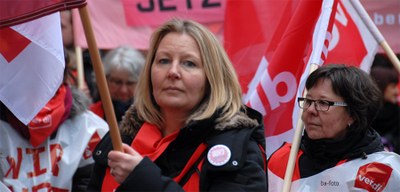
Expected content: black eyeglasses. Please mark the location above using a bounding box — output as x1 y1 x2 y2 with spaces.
108 76 136 88
297 97 347 111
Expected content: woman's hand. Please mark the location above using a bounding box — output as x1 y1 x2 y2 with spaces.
107 143 143 184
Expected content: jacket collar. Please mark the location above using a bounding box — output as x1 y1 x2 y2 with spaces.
119 105 262 137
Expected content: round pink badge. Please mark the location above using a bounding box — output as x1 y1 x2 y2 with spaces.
207 144 231 166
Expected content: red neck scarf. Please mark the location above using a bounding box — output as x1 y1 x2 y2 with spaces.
102 123 207 192
6 84 72 147
102 123 180 191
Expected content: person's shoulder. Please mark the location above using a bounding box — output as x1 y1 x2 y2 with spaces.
368 151 400 164
215 106 263 131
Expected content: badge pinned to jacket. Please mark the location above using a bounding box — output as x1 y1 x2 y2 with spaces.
207 144 231 166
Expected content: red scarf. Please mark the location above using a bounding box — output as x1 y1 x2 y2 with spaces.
102 123 179 190
5 84 72 147
102 123 207 191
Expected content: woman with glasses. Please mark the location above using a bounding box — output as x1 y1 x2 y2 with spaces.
90 46 145 123
268 64 400 191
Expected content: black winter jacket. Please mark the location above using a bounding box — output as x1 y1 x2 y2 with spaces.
87 107 267 191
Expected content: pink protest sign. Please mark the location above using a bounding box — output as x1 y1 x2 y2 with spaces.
122 0 226 27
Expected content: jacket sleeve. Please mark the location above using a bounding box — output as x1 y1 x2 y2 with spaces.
86 163 105 192
116 157 185 192
85 132 113 192
72 164 94 192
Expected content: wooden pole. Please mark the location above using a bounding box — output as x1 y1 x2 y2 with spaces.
350 0 400 73
74 46 85 90
78 5 123 151
282 63 318 192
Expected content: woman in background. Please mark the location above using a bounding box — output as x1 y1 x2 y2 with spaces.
370 65 400 154
90 46 145 123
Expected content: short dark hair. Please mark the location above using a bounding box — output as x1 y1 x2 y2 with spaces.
305 64 382 132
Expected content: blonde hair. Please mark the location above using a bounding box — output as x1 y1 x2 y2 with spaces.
134 18 243 128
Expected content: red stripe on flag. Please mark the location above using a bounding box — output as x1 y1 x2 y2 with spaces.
0 27 31 62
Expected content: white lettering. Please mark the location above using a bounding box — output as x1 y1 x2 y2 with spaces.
329 25 339 51
329 2 347 51
386 14 395 25
335 3 348 26
264 70 297 110
373 12 400 25
358 174 383 191
374 12 384 25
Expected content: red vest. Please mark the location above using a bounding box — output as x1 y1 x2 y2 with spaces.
268 143 347 181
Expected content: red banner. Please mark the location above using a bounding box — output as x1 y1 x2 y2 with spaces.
225 0 339 155
0 0 86 28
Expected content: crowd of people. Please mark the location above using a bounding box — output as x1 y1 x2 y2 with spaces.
1 11 400 192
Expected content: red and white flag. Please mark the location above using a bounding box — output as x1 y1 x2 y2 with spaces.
0 13 65 125
224 0 339 156
325 0 378 71
0 0 86 125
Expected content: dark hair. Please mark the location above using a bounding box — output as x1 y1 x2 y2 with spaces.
305 64 382 132
370 66 399 93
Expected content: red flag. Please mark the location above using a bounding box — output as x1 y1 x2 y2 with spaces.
0 3 68 124
224 0 338 156
0 0 86 28
325 0 379 71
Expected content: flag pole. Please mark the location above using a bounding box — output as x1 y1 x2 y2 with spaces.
74 46 85 90
282 0 338 190
78 5 123 152
282 64 319 192
350 0 400 73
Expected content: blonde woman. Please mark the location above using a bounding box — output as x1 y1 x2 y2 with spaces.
87 19 267 191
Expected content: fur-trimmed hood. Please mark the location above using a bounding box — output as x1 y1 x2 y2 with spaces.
119 104 262 137
69 86 91 118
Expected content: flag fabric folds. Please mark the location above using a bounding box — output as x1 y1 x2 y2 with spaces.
0 0 85 125
0 13 65 125
224 0 339 156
